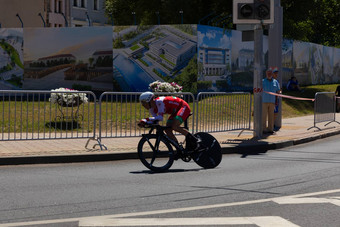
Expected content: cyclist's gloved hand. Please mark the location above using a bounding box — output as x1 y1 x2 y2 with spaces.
138 119 147 128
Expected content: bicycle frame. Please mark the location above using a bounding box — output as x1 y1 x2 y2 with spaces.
142 125 184 154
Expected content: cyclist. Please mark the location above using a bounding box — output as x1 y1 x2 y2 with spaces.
138 91 200 151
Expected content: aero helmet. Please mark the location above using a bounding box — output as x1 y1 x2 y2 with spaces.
139 91 154 103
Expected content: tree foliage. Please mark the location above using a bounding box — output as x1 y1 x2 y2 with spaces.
105 0 340 47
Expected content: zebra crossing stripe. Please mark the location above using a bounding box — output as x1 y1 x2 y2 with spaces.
79 216 300 227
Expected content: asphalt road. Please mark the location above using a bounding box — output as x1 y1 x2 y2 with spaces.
0 134 340 227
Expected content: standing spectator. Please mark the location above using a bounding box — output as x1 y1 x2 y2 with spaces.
287 76 301 91
262 67 280 134
272 67 281 131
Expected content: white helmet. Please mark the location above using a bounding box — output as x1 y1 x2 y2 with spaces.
139 91 154 103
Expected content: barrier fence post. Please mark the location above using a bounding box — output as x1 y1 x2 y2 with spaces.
308 92 340 131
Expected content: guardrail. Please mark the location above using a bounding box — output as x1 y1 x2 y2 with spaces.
0 90 252 150
97 92 195 137
308 92 340 130
0 90 97 141
196 92 252 135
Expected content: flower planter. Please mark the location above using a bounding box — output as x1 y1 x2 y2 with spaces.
49 88 88 122
57 97 83 107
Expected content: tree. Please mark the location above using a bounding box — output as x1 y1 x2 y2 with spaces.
173 55 198 94
105 0 340 47
282 0 340 47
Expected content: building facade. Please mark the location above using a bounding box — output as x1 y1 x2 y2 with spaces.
71 0 108 26
198 47 231 76
0 0 45 28
0 0 108 28
149 36 196 71
238 49 254 70
48 0 71 27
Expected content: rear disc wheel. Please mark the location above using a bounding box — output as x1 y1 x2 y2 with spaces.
191 132 222 169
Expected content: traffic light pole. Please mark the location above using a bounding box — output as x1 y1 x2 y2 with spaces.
253 26 263 137
269 0 283 128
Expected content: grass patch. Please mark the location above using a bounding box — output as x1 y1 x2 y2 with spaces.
0 84 338 133
281 84 338 118
130 44 140 51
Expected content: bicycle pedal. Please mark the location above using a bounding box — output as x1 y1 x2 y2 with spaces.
181 155 191 162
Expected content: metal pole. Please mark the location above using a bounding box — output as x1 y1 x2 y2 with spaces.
179 10 183 24
38 13 46 27
269 0 283 128
85 12 91 26
253 26 264 137
61 12 68 27
132 12 136 25
16 13 23 28
156 12 160 25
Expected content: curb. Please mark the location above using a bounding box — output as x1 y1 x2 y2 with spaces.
0 140 296 166
1 129 340 166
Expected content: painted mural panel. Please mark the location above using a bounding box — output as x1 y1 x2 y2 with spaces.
0 28 24 89
309 43 323 84
23 27 113 92
112 24 197 93
197 25 232 92
281 38 293 87
293 41 310 85
232 30 269 91
323 46 334 83
334 48 340 81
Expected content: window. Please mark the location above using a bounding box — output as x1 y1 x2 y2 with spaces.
81 0 86 8
94 0 99 10
73 0 77 7
58 0 62 13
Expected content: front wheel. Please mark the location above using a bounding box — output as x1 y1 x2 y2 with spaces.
191 132 222 169
138 134 174 172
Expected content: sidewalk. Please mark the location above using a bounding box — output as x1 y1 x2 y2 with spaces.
1 114 340 165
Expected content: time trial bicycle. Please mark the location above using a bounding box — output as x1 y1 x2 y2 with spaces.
137 121 222 172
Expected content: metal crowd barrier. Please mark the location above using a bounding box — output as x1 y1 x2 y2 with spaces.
0 90 253 150
97 92 195 142
195 92 252 135
308 92 340 130
0 90 97 142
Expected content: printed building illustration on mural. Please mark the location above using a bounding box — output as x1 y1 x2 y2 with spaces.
91 49 113 68
34 54 76 66
149 36 196 72
237 49 254 71
23 27 113 91
0 28 24 89
198 47 231 76
1 23 340 93
112 24 197 92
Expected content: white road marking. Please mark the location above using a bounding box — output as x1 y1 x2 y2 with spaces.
1 188 339 227
79 217 300 227
273 197 340 206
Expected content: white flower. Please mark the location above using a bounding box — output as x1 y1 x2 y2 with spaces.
149 81 183 93
49 88 88 106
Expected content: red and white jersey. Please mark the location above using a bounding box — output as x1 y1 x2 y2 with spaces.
146 96 189 123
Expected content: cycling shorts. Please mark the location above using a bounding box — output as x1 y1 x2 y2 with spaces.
167 103 191 124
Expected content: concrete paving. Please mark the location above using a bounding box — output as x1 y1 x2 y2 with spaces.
1 114 340 165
